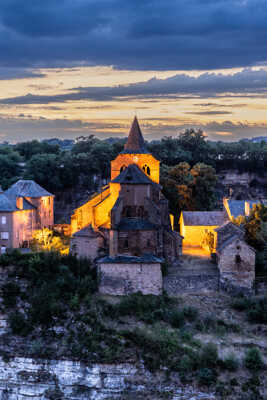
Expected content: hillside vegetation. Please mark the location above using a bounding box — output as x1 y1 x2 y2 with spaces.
0 251 266 400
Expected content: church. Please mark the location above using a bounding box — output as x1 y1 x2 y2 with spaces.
70 117 182 295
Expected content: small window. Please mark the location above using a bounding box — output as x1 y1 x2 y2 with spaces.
120 165 127 173
236 245 241 250
142 164 150 175
1 246 6 254
235 254 241 264
1 232 9 240
124 239 129 249
1 216 6 225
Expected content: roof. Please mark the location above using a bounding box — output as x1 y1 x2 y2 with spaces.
214 220 244 233
181 211 228 226
0 193 35 212
112 164 156 185
122 117 150 154
217 234 255 253
225 200 246 219
98 254 163 264
72 225 100 238
0 193 16 212
116 218 157 231
5 180 53 199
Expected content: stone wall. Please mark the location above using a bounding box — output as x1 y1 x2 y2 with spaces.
98 262 162 295
217 238 255 295
0 357 215 400
164 271 219 295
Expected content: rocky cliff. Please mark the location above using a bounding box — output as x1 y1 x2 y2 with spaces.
0 358 215 400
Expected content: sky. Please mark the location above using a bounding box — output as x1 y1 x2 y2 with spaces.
1 0 267 143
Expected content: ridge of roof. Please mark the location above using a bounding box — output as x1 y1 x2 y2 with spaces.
5 180 53 198
181 211 228 226
111 163 157 185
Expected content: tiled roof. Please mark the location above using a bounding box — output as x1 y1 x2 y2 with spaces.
116 218 157 231
182 211 228 226
214 221 244 233
5 180 53 198
98 254 163 264
121 117 149 154
112 164 156 185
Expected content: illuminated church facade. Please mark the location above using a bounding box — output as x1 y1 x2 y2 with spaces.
70 117 181 294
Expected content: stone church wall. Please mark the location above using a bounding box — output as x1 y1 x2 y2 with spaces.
98 262 162 295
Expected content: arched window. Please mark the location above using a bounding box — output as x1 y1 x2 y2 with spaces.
120 165 127 173
142 164 150 175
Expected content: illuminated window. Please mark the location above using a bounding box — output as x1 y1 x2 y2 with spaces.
1 246 6 254
142 164 150 175
120 165 127 173
1 232 9 240
1 216 6 225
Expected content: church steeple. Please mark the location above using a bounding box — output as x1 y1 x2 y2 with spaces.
111 117 160 184
123 116 148 153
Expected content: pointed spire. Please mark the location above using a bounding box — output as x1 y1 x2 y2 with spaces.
123 117 148 153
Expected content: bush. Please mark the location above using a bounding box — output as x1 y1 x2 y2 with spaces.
2 282 20 308
232 296 267 324
244 348 264 371
197 368 217 386
222 353 239 371
9 311 31 336
199 343 219 368
183 306 198 321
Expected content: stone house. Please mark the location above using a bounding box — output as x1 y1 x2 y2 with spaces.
0 180 54 254
71 117 182 295
179 211 228 248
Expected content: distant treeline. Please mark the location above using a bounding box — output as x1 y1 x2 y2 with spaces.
1 129 267 193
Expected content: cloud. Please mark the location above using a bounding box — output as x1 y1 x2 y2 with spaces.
0 0 267 70
185 111 232 115
2 68 267 104
1 113 267 143
0 67 45 80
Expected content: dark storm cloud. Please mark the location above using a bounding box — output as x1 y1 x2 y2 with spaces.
0 0 267 70
2 68 267 104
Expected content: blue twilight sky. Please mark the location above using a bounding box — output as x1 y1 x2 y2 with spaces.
1 0 267 142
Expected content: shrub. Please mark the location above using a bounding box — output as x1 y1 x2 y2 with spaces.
244 348 264 371
2 282 20 308
183 306 198 321
222 353 239 371
9 311 31 336
197 368 217 386
199 343 219 368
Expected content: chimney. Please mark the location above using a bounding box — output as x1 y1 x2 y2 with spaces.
16 196 23 210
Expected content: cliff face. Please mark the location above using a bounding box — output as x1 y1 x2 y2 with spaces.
0 358 214 400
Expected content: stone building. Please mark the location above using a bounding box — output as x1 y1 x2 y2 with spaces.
0 180 54 254
71 117 182 295
216 223 255 295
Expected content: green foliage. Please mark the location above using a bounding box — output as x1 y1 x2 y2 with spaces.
0 146 22 189
2 282 21 308
232 296 267 324
244 348 264 371
199 343 219 368
197 368 217 386
222 353 239 371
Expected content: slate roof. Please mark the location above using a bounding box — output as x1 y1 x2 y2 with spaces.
217 234 255 253
72 225 100 237
182 211 228 226
214 220 244 234
5 180 53 199
226 200 246 219
121 117 150 154
0 193 35 212
116 218 157 231
112 164 156 185
98 254 163 264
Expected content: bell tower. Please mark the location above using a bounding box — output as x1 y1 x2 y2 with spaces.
111 117 160 184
